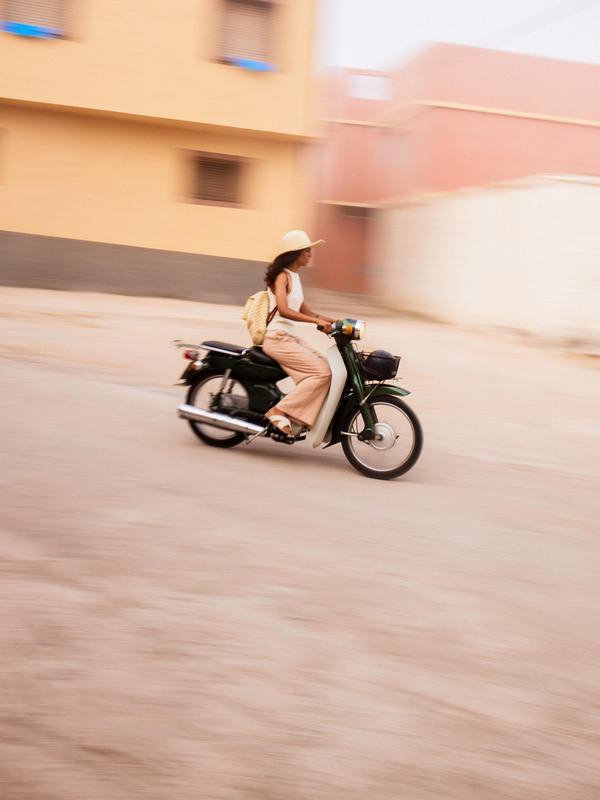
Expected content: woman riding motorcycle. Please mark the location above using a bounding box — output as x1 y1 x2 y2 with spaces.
262 231 340 437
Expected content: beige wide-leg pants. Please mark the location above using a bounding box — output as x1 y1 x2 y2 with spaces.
262 329 332 428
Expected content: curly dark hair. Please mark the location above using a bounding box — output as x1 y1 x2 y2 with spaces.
264 250 303 289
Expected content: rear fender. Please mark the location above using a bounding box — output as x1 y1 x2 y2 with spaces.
178 358 209 384
178 351 240 384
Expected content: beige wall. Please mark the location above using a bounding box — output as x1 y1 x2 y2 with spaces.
0 0 321 296
0 105 310 262
0 0 318 137
372 177 600 349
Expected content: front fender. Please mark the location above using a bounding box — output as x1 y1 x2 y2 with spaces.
369 383 411 399
327 383 411 447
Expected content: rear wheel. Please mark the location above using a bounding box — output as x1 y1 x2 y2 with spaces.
341 397 423 479
186 372 249 448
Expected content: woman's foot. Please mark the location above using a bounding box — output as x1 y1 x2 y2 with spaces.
265 412 293 437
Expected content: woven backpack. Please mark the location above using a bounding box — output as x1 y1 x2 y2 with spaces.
241 290 277 345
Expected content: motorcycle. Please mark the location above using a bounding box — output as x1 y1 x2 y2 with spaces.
174 319 423 480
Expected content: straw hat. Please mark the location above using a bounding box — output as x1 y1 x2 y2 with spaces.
278 230 325 255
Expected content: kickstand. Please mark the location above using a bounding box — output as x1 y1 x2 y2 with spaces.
245 427 268 445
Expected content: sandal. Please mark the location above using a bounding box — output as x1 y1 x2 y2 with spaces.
267 414 293 437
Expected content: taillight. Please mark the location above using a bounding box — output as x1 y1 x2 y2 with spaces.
183 349 198 360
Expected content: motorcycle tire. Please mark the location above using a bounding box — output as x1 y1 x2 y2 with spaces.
341 396 423 480
186 371 250 448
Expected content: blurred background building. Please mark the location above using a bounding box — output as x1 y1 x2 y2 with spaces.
315 44 600 345
0 0 320 302
1 6 599 346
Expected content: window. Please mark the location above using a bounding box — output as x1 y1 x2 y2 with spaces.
346 75 393 102
187 153 247 207
1 0 66 38
219 0 276 72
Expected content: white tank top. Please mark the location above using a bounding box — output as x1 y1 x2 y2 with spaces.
267 269 304 335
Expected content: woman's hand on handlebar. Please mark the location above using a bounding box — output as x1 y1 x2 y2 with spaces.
317 320 333 334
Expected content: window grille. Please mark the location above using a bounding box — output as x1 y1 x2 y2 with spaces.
220 0 274 70
193 155 243 205
2 0 65 36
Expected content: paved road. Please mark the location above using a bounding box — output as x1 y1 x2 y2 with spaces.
1 287 599 799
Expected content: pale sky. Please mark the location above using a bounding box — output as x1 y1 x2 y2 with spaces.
315 0 600 70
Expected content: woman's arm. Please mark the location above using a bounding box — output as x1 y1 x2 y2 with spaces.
300 300 336 325
273 273 333 332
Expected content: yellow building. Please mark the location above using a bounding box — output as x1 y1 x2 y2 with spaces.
0 0 320 301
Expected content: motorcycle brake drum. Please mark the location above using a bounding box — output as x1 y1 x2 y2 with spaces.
369 422 398 450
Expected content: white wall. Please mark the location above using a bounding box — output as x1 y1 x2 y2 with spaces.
372 176 600 349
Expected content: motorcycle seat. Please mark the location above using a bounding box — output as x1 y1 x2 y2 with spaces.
201 341 247 356
247 346 280 368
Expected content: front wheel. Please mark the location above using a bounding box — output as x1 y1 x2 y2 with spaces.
341 397 423 479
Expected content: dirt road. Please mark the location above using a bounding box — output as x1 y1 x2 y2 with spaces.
1 287 599 799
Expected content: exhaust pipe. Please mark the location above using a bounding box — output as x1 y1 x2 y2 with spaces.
178 404 266 436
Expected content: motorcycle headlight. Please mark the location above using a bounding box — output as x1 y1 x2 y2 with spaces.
338 319 366 340
354 320 366 340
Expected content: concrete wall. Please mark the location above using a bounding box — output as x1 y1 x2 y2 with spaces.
313 50 600 300
409 105 600 197
0 231 264 304
372 176 600 348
